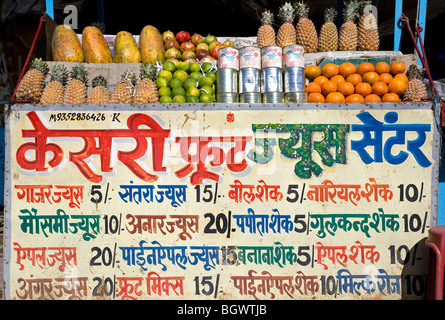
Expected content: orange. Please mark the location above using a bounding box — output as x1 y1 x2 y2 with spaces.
371 81 389 96
305 65 322 81
308 92 325 103
314 75 329 87
356 62 375 76
365 94 382 102
346 73 362 86
345 93 365 103
362 71 380 85
325 92 346 103
330 74 345 86
339 62 357 78
379 73 393 84
382 93 401 102
305 82 322 94
337 81 355 97
375 61 390 75
394 73 408 83
321 63 339 78
355 82 372 97
321 81 338 96
390 62 406 75
388 78 407 95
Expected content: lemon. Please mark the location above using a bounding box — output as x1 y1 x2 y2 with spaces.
156 76 170 88
184 78 198 90
173 95 186 103
176 62 189 72
172 87 186 97
189 71 203 81
201 62 214 73
158 86 172 97
158 70 172 82
186 86 200 97
173 70 189 83
160 96 173 103
199 76 214 88
186 95 199 103
163 61 176 72
189 62 201 73
205 71 216 83
200 85 214 95
199 93 214 103
169 78 183 89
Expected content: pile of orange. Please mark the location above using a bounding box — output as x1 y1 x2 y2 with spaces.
304 61 407 103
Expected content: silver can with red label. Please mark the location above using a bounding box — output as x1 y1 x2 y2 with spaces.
218 47 240 70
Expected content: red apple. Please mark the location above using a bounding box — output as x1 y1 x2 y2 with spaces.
196 49 210 60
176 31 191 43
179 41 195 52
211 44 224 59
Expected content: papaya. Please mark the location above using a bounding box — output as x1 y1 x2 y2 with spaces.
82 26 113 63
52 24 84 62
139 25 165 64
113 31 141 63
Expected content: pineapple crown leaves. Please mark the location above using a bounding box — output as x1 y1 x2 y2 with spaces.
140 62 157 81
278 2 296 23
30 58 50 76
70 64 88 84
324 7 337 23
343 0 361 22
260 10 274 25
49 64 69 85
92 75 108 88
122 69 137 86
294 1 310 20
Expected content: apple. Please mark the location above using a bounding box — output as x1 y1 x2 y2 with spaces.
222 39 234 47
196 49 210 60
162 30 175 42
196 42 209 52
181 50 196 61
180 41 195 52
191 33 204 45
211 44 224 59
165 47 181 60
176 31 191 43
164 39 180 50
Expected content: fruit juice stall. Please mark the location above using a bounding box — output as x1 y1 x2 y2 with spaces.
2 0 444 301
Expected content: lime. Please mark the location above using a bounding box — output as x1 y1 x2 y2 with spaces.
186 95 199 103
199 76 214 88
186 86 200 97
189 62 201 73
173 95 186 103
158 86 172 97
184 78 198 90
156 76 170 88
169 78 184 89
173 70 189 82
172 87 186 97
201 62 214 73
158 70 172 82
199 93 214 103
205 71 216 83
190 71 203 81
200 85 214 95
176 61 189 72
204 34 217 45
160 96 173 103
163 60 176 72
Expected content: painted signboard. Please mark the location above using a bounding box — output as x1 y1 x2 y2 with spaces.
3 103 439 300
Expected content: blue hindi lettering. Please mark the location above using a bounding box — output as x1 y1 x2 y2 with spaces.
222 304 266 316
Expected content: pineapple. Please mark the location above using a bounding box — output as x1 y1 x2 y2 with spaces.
40 64 68 104
134 62 159 104
277 2 296 47
318 8 338 52
294 1 318 53
15 58 49 103
257 10 276 48
87 75 111 104
110 69 137 104
357 0 380 51
63 64 88 104
338 0 361 51
403 64 428 102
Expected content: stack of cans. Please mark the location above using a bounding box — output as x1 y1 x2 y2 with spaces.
239 46 262 103
261 46 283 103
282 44 307 103
216 47 240 103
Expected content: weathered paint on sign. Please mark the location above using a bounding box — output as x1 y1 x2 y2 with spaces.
3 103 439 300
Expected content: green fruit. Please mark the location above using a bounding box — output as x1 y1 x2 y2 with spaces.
173 95 186 103
176 61 189 72
173 70 188 82
199 76 214 88
186 86 200 97
206 71 216 83
201 62 214 73
189 71 203 81
156 76 170 88
199 93 214 103
163 60 176 72
160 96 173 103
172 87 186 97
189 62 201 73
158 86 172 97
158 70 172 82
186 95 199 102
184 78 198 90
169 78 184 89
204 34 217 45
200 85 214 95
